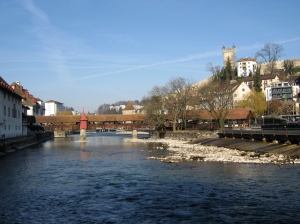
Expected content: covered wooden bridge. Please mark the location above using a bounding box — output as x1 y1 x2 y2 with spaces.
30 114 147 132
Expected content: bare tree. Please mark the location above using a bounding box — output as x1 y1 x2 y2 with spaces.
144 85 168 131
255 43 284 75
196 80 234 130
206 62 221 80
278 101 295 115
163 77 195 131
268 100 282 115
144 77 195 132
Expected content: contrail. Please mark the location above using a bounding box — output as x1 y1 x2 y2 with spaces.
73 37 300 81
73 50 221 81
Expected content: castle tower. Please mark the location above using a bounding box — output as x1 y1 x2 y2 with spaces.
222 45 236 68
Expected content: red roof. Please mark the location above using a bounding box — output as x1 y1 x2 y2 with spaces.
123 101 135 110
197 108 254 120
35 114 145 124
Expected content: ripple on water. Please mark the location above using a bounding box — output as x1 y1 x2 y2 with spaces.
0 134 300 223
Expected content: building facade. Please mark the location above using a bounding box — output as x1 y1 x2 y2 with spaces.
270 82 299 102
236 57 257 77
0 77 23 137
44 100 64 116
232 81 252 106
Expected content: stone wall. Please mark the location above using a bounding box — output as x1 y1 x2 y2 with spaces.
152 130 218 140
0 132 54 153
260 58 300 74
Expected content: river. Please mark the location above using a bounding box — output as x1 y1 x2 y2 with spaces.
0 132 299 223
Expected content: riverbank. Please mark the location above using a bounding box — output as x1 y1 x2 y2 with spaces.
126 135 300 165
0 132 54 156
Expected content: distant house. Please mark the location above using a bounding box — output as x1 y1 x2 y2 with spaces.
44 100 64 116
109 105 126 113
0 77 23 137
242 74 281 93
197 108 255 128
122 101 144 115
197 81 252 110
231 81 252 106
10 81 44 116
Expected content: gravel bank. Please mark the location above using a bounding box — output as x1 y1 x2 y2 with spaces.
126 137 300 165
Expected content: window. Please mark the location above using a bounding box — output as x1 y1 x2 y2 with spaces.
242 88 245 91
234 94 237 97
13 104 16 118
4 106 6 116
8 107 10 117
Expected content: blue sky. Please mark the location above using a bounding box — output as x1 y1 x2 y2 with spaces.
1 0 300 113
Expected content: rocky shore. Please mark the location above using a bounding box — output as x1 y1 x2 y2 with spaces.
126 136 300 165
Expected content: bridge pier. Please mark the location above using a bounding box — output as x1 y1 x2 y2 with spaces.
132 129 137 139
80 129 87 141
54 130 66 138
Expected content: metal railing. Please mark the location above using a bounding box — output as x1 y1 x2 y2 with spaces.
0 133 34 139
223 127 300 136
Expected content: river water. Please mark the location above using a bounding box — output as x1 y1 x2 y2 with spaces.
0 132 299 223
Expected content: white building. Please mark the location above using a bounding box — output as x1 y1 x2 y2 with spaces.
44 100 64 116
109 105 126 112
232 81 252 105
0 77 23 137
237 57 257 77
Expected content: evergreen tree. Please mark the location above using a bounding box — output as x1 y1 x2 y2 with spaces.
220 57 234 83
253 66 262 92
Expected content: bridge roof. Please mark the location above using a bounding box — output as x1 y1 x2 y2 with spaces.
33 114 145 124
197 108 254 121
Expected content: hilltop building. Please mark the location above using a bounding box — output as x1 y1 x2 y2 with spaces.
44 100 64 116
237 57 257 77
222 45 236 69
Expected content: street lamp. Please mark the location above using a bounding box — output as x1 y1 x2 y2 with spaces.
262 115 265 125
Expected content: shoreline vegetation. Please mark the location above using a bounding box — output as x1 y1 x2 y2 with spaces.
126 131 300 165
